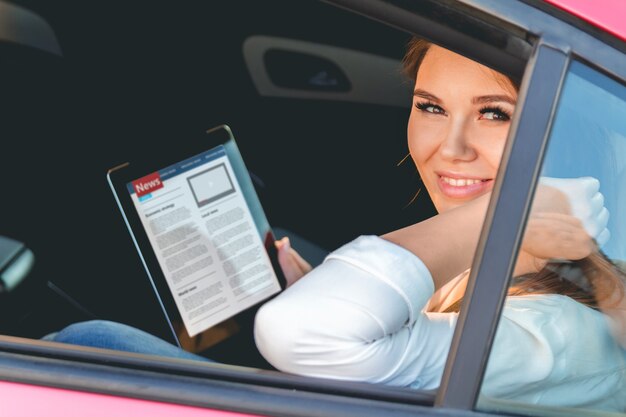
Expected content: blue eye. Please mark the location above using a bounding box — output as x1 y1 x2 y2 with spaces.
415 101 446 115
479 106 511 121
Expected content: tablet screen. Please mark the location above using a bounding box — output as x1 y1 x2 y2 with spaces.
126 145 281 337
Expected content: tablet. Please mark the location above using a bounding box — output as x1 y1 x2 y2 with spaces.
107 125 286 351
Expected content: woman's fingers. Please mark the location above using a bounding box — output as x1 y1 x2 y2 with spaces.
590 192 605 216
538 176 610 247
517 212 592 276
597 207 610 232
289 247 313 274
275 237 311 287
581 195 609 239
276 238 298 283
582 176 600 197
541 176 599 199
597 228 611 248
523 213 595 261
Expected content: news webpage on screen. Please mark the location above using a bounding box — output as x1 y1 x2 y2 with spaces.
127 146 280 337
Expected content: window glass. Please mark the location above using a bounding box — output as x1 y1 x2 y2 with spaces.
2 1 534 405
478 61 626 414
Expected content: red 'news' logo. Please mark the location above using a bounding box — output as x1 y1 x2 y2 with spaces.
132 172 163 197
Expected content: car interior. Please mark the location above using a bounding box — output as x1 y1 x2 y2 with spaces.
0 0 438 367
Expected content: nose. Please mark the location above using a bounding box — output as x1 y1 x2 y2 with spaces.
439 119 477 162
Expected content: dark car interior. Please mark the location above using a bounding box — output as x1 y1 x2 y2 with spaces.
0 0 437 366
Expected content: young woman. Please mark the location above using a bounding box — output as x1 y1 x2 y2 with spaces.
253 40 625 410
50 40 623 408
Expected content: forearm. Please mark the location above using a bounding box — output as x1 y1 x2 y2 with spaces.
381 194 489 291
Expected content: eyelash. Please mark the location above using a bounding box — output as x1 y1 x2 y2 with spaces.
479 105 511 121
415 101 445 115
414 101 512 122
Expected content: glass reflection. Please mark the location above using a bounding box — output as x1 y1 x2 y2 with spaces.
479 62 626 414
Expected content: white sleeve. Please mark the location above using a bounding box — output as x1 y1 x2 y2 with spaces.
254 235 457 388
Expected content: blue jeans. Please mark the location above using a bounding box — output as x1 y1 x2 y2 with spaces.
46 320 212 362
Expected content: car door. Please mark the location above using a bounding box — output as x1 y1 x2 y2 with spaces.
1 1 625 416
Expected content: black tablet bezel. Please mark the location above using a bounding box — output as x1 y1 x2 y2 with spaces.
107 125 287 350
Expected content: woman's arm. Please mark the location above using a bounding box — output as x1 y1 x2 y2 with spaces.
255 235 456 387
275 237 312 287
382 194 490 291
383 178 609 290
257 177 611 386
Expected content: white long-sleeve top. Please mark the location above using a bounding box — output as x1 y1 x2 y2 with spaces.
254 235 626 411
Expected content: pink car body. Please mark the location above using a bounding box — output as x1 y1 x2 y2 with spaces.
544 0 626 41
2 0 625 416
2 381 260 417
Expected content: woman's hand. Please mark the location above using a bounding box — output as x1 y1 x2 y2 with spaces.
539 177 610 246
275 237 312 287
515 177 610 275
516 212 595 275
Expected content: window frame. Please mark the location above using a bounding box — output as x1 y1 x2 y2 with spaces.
2 0 626 415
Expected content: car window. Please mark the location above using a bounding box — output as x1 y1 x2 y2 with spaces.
1 0 442 399
478 61 626 415
3 30 524 398
1 0 545 410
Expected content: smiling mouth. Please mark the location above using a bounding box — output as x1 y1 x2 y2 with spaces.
437 175 493 198
439 176 489 187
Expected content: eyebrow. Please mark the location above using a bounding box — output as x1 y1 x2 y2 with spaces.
472 95 517 105
413 89 441 102
413 89 516 106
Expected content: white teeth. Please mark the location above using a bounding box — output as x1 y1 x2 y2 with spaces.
441 176 483 187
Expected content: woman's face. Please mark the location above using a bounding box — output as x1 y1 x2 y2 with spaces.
408 45 517 213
